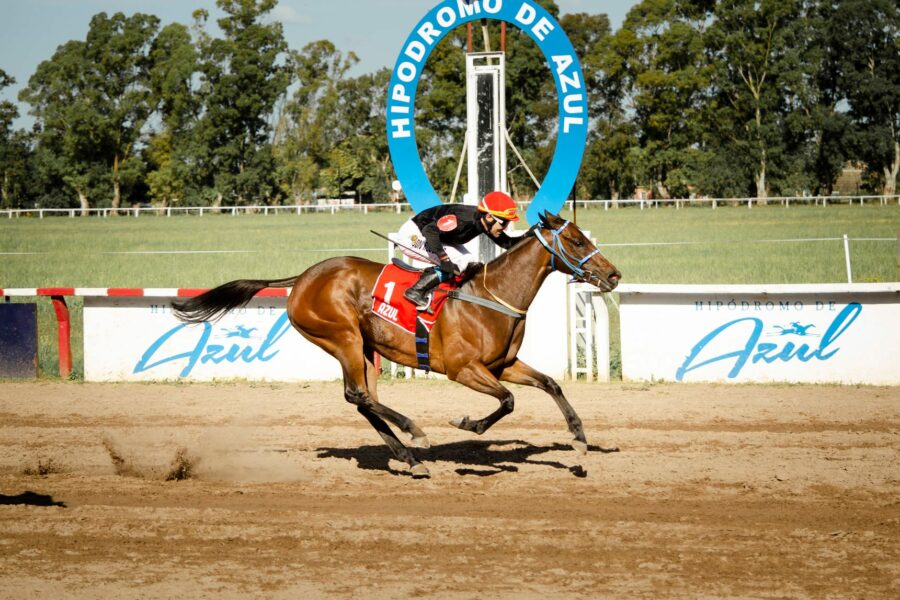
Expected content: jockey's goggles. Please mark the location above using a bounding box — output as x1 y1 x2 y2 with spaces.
481 207 518 222
484 214 511 229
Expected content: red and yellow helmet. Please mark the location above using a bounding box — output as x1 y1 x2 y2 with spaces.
477 191 519 222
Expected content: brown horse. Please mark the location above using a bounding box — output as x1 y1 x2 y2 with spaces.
172 211 620 477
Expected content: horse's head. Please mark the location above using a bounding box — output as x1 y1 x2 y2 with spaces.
535 212 621 292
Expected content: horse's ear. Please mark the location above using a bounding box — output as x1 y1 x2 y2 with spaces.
539 211 564 227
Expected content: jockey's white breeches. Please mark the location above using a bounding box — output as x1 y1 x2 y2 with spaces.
396 219 477 270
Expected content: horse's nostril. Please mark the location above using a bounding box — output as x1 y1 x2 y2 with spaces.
609 271 621 283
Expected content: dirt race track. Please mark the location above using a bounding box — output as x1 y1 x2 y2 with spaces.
0 380 897 599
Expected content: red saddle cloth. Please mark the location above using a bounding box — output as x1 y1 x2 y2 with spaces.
371 264 453 333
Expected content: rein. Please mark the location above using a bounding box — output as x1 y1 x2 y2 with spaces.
481 263 528 316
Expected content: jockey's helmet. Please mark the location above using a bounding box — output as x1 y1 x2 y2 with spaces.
477 191 519 222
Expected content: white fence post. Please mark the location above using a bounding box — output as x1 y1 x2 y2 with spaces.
843 233 853 283
593 294 610 382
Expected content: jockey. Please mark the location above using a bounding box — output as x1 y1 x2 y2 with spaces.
398 191 522 308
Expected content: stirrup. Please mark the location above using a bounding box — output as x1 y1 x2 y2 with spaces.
417 292 435 312
404 290 429 310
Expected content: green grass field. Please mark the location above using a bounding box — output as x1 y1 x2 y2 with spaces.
2 204 898 377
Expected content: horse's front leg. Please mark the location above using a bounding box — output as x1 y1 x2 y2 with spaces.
447 362 514 435
499 359 618 454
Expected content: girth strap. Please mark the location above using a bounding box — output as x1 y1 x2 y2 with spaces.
414 318 431 372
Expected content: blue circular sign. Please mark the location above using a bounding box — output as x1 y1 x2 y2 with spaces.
386 0 589 225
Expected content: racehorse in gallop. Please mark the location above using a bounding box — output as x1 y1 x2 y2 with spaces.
172 212 621 477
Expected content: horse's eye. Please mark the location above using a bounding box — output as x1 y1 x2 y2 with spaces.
573 239 584 248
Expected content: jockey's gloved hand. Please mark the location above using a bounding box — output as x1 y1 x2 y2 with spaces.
438 256 458 280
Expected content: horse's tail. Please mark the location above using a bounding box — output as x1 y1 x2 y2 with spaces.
171 275 299 323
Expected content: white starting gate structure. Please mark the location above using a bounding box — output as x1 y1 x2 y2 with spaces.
569 284 612 381
464 51 508 263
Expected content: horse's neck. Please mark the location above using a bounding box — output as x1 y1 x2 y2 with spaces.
479 234 551 311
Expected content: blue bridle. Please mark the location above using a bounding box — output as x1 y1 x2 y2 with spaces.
534 221 602 282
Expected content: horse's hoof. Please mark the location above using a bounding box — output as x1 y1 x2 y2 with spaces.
410 435 431 449
410 463 430 478
572 439 588 455
449 416 468 429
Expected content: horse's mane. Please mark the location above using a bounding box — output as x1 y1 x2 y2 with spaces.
456 225 540 289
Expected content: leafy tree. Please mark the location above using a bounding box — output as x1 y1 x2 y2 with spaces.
192 0 291 205
614 0 711 199
832 0 899 197
703 0 808 199
789 0 851 196
415 24 468 199
332 69 394 202
563 12 638 201
19 13 159 213
146 22 201 206
0 70 15 140
581 120 639 201
275 40 359 201
0 69 33 209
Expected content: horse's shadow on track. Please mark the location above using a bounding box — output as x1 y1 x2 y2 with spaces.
0 491 66 507
317 439 616 478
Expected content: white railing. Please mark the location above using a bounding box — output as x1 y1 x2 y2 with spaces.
2 194 898 219
0 202 414 219
563 194 900 211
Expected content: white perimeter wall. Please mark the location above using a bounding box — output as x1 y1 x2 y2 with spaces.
83 276 570 382
84 297 343 382
618 283 900 385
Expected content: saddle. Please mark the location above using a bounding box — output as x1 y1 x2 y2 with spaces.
369 261 500 372
390 258 423 273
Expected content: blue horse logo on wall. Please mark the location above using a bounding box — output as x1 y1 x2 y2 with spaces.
222 325 258 339
769 322 819 337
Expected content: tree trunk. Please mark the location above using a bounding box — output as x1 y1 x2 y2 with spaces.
611 188 620 209
755 104 768 205
755 159 767 203
883 141 899 199
112 178 121 216
77 189 90 217
111 154 121 216
654 180 670 200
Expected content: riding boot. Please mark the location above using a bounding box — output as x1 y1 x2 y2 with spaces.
403 269 441 309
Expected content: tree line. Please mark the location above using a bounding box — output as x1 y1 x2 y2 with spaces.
0 0 897 213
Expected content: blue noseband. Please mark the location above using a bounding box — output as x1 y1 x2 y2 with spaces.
534 221 601 282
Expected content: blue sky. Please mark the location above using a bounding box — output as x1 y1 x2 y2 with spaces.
1 1 638 128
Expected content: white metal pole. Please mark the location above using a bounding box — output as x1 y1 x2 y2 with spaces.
843 234 853 283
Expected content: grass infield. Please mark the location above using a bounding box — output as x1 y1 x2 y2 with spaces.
2 203 898 377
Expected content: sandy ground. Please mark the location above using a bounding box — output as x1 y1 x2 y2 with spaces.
0 379 898 599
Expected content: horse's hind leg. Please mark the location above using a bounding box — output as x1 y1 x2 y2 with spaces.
363 349 430 449
499 359 618 454
343 377 429 477
354 403 428 478
331 339 429 477
447 362 515 435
